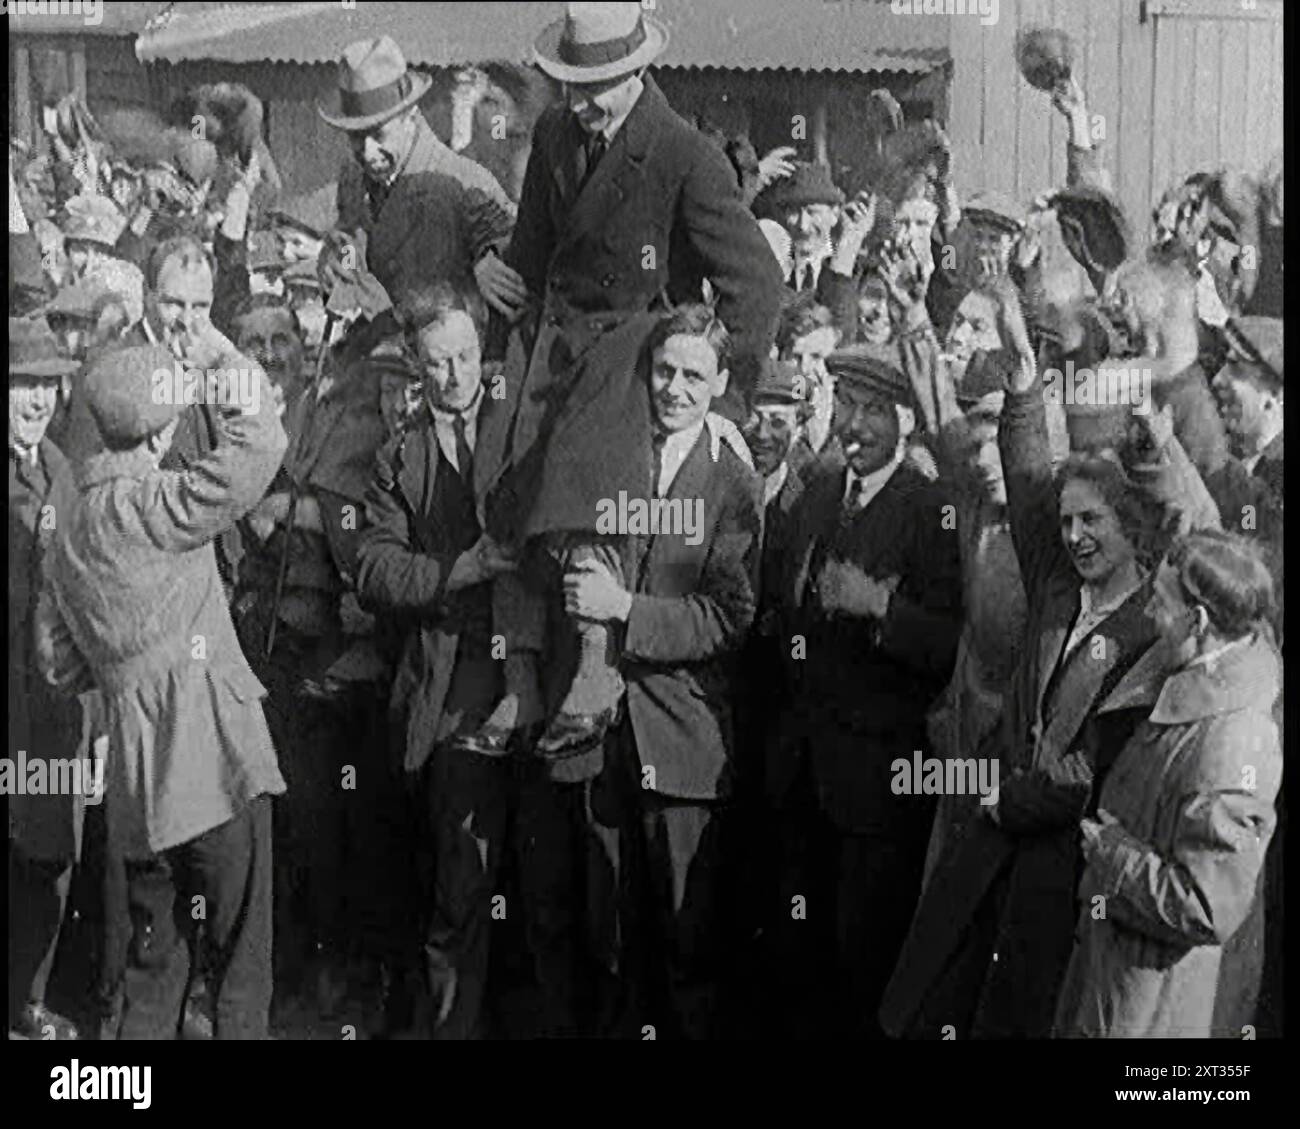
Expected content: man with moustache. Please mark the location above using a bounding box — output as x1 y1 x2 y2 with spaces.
8 318 85 1041
769 342 963 1038
317 36 516 323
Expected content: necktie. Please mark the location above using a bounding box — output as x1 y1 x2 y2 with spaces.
580 133 607 190
797 263 812 293
452 412 473 482
650 430 668 497
842 473 868 519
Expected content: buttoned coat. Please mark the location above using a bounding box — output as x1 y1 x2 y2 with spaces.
35 377 287 860
772 460 964 833
355 400 505 775
618 424 763 802
1053 633 1281 1038
479 77 783 542
9 438 85 862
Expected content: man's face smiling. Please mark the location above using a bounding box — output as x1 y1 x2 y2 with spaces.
153 256 214 354
9 376 61 454
836 391 902 477
783 202 838 260
743 401 802 477
350 108 418 184
416 310 482 414
650 333 726 433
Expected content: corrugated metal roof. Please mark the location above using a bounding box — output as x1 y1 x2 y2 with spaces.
7 1 173 37
135 0 948 73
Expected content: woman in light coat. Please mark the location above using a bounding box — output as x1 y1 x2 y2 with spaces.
1054 530 1282 1038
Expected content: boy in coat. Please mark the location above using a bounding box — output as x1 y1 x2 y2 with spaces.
36 337 287 1039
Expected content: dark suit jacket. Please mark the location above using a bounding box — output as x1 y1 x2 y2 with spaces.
775 461 964 832
617 426 763 802
479 77 783 542
355 404 503 774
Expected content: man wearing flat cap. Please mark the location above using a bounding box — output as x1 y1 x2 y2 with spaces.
764 162 874 339
318 35 516 321
769 342 963 1038
35 340 288 1040
465 1 783 776
60 194 145 330
8 317 85 1041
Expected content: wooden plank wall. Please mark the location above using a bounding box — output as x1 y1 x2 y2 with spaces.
947 0 1284 251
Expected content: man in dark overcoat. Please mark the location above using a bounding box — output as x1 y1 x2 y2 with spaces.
471 2 783 775
7 318 85 1040
769 344 964 1038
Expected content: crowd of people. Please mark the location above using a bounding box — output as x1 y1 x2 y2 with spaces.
8 2 1284 1041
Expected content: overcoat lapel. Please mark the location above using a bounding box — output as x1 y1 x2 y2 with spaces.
637 428 712 587
554 78 663 257
1033 578 1075 711
396 425 435 547
1034 583 1153 770
789 468 844 609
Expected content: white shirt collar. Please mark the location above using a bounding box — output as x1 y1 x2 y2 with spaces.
430 385 486 472
843 452 902 511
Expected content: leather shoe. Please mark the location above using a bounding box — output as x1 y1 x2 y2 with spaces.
536 709 615 782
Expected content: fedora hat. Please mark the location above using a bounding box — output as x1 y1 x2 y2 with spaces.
319 36 432 132
10 317 79 381
534 2 668 85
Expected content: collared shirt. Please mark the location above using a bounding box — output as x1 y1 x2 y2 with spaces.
1185 634 1251 673
763 461 790 509
1063 573 1146 660
429 384 485 475
842 452 903 514
789 247 832 293
653 415 731 496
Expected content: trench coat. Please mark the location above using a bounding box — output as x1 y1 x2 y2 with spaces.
1053 632 1282 1037
480 76 783 543
35 372 287 860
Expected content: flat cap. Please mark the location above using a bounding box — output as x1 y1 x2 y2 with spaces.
9 316 78 380
753 358 804 405
826 343 914 410
1017 26 1075 92
766 162 845 210
84 344 183 445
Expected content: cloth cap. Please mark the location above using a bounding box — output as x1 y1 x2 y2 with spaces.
963 191 1027 235
752 358 804 405
826 343 913 411
766 162 845 211
83 344 183 445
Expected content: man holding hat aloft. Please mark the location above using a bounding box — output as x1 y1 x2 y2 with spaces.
35 338 288 1039
769 341 963 1038
60 193 145 329
317 35 516 321
8 316 85 1041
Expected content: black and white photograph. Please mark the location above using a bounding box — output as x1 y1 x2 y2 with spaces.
4 0 1288 1101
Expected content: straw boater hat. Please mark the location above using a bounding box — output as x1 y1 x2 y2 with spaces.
533 2 669 85
318 36 433 132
